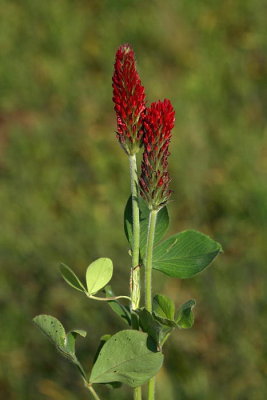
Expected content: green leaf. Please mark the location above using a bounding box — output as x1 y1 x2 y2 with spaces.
93 334 112 364
153 230 222 278
86 258 113 295
176 299 196 329
137 308 161 345
153 294 175 321
70 329 87 337
105 286 131 326
90 330 163 387
33 314 66 352
93 334 122 389
60 264 86 292
65 330 87 355
124 196 169 258
33 314 87 379
137 308 172 347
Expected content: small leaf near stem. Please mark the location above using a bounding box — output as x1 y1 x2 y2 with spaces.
86 258 113 295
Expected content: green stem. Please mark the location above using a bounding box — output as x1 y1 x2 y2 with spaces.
145 209 158 312
145 209 158 400
134 386 142 400
87 385 101 400
160 332 171 347
129 154 141 311
129 154 142 400
148 377 156 400
88 295 131 301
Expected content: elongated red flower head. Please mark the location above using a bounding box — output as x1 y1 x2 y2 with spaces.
112 44 146 155
139 99 175 210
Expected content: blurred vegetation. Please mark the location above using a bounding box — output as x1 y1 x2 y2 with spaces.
0 0 266 399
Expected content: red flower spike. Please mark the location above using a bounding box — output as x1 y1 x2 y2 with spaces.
112 44 146 155
139 99 175 210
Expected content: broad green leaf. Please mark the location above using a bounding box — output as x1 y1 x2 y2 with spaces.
153 230 222 278
90 330 163 387
105 286 131 326
33 315 87 379
86 258 113 295
124 196 169 258
153 294 175 321
92 333 123 391
176 299 196 329
60 264 86 292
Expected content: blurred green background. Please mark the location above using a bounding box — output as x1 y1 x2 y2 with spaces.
0 1 266 399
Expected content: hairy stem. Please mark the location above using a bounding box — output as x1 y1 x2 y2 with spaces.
134 386 142 400
145 210 158 312
145 209 158 400
129 154 142 400
129 154 141 311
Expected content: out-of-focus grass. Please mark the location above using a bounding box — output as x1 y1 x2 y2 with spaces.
0 1 266 399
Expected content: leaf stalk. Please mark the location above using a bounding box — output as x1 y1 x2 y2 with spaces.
87 294 131 302
87 384 101 400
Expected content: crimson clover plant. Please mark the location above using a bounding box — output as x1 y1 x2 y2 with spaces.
33 44 222 400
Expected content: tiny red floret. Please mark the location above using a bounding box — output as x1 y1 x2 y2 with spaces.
112 44 146 155
139 99 175 210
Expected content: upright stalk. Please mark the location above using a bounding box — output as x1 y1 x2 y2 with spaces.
129 154 141 311
145 209 158 399
145 209 158 312
134 387 142 400
129 154 142 400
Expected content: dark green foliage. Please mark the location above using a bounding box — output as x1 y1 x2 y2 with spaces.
137 308 171 346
